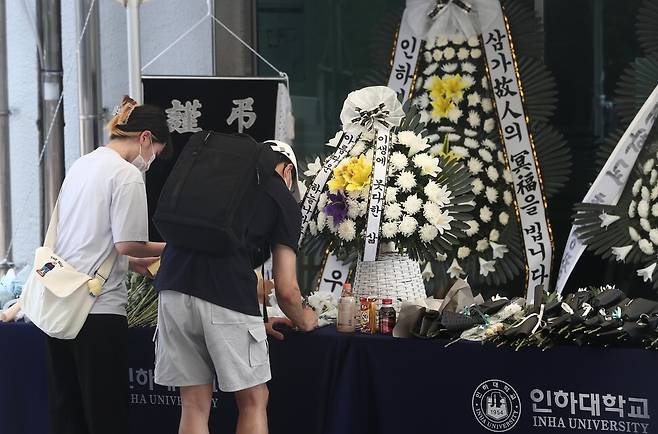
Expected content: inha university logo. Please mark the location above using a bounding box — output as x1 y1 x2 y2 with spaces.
472 379 522 432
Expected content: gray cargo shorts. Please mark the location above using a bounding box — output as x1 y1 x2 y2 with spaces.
154 290 271 392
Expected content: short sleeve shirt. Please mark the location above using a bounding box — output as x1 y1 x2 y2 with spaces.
155 174 301 316
55 147 149 316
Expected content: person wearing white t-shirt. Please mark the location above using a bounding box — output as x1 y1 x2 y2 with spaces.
46 96 170 434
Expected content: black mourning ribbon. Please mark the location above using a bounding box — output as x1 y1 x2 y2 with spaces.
350 103 391 130
428 0 473 19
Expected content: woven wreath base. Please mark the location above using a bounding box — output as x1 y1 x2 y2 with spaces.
353 252 426 302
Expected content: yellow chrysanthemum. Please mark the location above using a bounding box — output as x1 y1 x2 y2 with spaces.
427 75 445 100
327 155 372 193
442 74 466 101
431 96 453 119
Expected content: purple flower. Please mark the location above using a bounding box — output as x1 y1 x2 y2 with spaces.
324 192 348 224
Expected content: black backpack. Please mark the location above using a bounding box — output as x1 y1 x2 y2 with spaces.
153 131 277 254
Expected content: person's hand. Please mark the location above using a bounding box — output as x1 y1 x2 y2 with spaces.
296 307 318 332
129 257 160 278
265 317 294 340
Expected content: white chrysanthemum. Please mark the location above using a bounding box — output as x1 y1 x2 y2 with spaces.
412 153 441 177
482 138 496 150
448 133 461 142
640 218 651 232
462 74 475 88
476 238 489 252
423 202 454 233
482 98 493 112
632 179 642 196
471 48 482 58
420 224 439 243
503 169 513 184
467 92 481 107
416 93 431 110
485 187 498 204
450 146 469 159
652 186 658 200
398 131 430 156
390 152 408 172
451 34 466 45
327 216 338 233
424 181 451 206
642 186 650 201
480 206 493 223
638 200 650 218
503 190 513 205
484 118 496 133
457 246 471 259
479 149 493 163
382 222 399 239
424 51 433 63
442 62 458 73
462 62 476 74
349 141 367 157
465 220 479 236
317 212 326 231
338 219 356 241
643 159 654 175
403 194 423 215
396 171 417 192
481 77 489 90
487 166 499 182
468 158 484 175
448 107 463 123
309 221 318 236
652 203 658 217
467 111 481 128
464 137 478 149
347 199 361 219
385 203 403 221
499 212 510 226
386 187 398 203
472 179 485 195
432 49 443 62
444 47 456 60
629 200 637 218
629 226 641 241
423 63 439 76
639 238 655 255
467 36 479 47
457 48 470 60
464 129 478 137
399 216 418 237
437 36 448 47
650 229 658 245
490 229 500 242
497 151 506 164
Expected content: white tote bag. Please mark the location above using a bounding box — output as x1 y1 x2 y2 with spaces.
20 201 117 339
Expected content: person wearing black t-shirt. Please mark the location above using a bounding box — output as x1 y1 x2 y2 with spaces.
153 141 317 434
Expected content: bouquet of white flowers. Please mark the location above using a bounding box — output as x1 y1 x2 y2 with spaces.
300 86 475 265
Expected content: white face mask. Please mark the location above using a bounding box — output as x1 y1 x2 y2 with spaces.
131 139 156 173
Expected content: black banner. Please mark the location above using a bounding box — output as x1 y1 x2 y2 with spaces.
142 76 281 240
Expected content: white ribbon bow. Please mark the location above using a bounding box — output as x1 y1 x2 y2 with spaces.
404 0 503 39
340 86 405 134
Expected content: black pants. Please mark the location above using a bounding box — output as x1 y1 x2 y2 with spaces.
46 314 128 434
